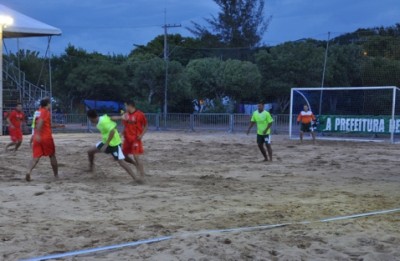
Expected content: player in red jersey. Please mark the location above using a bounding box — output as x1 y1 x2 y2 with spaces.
26 98 58 182
112 100 148 180
5 103 26 152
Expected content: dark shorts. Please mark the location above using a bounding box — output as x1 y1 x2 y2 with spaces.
96 142 125 160
257 134 271 145
300 123 312 133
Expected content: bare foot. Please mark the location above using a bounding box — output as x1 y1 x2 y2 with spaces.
25 174 32 182
136 178 145 185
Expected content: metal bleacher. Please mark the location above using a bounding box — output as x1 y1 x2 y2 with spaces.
3 57 49 115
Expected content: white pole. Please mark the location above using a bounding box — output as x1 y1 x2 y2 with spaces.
0 26 3 136
318 32 330 116
289 88 294 139
390 87 396 143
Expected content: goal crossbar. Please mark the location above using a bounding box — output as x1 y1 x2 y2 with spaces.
289 86 400 144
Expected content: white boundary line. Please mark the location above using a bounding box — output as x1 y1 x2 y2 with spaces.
20 207 400 261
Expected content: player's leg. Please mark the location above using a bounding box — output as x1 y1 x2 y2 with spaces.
265 135 273 161
13 130 23 152
299 129 304 143
257 135 268 161
26 157 40 182
124 155 137 166
5 128 15 151
26 139 43 181
132 140 145 178
311 131 316 144
133 155 145 179
117 160 142 183
87 147 100 172
5 141 16 152
50 155 58 178
122 140 137 166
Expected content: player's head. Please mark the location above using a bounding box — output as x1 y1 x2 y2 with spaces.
257 102 264 112
16 102 22 111
40 98 51 110
126 100 136 113
87 109 99 124
303 104 309 112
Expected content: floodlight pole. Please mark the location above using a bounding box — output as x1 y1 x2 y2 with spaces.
318 32 330 116
162 9 181 127
0 16 14 135
0 25 3 135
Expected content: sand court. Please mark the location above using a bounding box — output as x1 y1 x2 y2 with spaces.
0 132 399 260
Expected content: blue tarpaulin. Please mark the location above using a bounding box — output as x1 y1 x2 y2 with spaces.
84 100 124 113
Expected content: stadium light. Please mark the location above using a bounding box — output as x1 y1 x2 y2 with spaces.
0 15 14 135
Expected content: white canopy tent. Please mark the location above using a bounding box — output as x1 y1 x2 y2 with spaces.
0 4 61 134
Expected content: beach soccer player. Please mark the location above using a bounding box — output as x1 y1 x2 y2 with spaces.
111 101 148 180
5 103 26 153
297 105 316 143
86 109 142 183
247 102 274 161
26 98 58 182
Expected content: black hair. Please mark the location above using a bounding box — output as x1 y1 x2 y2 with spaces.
126 100 136 107
40 98 51 107
86 109 98 119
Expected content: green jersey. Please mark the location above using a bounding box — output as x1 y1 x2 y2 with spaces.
31 110 40 129
251 110 274 135
97 115 121 147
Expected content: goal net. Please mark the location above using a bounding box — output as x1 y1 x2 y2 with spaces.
289 86 400 143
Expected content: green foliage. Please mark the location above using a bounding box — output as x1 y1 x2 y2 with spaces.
189 0 270 47
255 40 325 112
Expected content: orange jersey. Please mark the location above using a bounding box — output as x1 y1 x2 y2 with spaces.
35 108 53 140
8 110 25 129
123 110 147 141
297 110 316 124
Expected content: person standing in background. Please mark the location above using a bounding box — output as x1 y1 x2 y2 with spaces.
297 104 316 144
5 103 26 153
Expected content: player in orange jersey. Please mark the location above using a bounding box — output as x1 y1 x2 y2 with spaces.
112 100 148 180
297 104 316 144
26 98 58 181
5 103 26 152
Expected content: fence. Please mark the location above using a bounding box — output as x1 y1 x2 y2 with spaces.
47 113 291 134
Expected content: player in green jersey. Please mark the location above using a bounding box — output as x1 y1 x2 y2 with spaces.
247 102 274 161
86 109 142 183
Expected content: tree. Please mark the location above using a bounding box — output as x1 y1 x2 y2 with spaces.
186 57 261 107
127 54 165 105
186 58 225 100
189 0 270 47
222 59 261 101
255 40 325 113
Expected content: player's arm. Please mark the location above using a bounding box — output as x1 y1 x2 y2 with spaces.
247 121 256 135
138 116 148 139
111 115 123 121
138 123 148 140
35 118 44 142
264 122 273 135
297 114 302 124
6 115 14 128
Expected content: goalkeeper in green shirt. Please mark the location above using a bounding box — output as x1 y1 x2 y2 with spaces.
247 102 274 161
86 109 142 183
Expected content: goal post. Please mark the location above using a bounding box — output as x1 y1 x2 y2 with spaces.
289 86 400 143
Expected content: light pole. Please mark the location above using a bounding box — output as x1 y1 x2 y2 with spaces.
0 15 13 135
